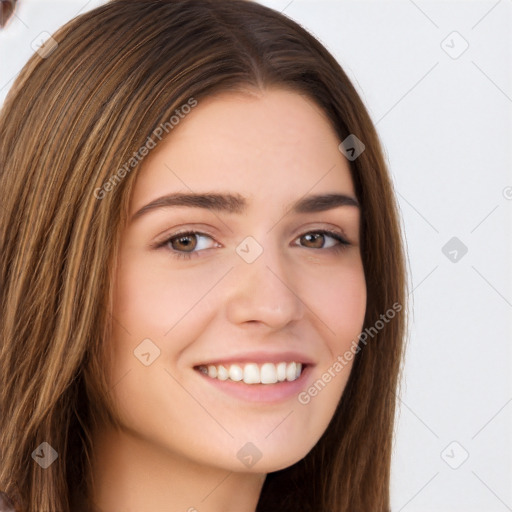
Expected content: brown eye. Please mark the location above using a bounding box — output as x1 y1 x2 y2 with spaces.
300 232 325 249
157 230 219 260
170 233 198 253
298 230 348 250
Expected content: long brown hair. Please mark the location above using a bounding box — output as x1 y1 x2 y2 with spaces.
0 1 408 510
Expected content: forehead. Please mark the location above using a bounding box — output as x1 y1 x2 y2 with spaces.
130 88 355 214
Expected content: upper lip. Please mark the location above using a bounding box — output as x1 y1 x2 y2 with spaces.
193 350 315 367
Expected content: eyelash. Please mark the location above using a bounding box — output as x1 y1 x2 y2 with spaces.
154 229 351 261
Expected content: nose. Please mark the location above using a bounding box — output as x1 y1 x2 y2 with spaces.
224 238 305 329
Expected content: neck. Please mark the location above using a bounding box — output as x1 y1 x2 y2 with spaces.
86 424 266 512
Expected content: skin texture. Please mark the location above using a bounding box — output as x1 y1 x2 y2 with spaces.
90 88 367 512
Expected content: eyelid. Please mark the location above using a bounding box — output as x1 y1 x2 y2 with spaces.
153 223 351 244
151 227 219 249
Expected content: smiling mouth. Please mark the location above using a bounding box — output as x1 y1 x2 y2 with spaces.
194 361 305 384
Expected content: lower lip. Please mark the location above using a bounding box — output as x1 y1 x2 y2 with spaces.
194 365 313 403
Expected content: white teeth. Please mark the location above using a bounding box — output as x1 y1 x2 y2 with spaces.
276 362 287 382
286 362 297 381
243 363 260 384
260 363 278 384
217 365 229 381
228 364 243 382
197 361 304 384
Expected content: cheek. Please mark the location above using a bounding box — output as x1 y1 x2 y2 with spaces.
108 254 226 389
113 251 219 335
291 264 365 445
305 258 367 351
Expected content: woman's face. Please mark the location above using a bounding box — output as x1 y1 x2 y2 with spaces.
107 88 366 473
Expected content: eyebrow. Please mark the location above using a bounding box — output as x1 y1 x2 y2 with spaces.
130 192 360 222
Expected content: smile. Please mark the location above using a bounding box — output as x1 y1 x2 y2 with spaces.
195 361 304 384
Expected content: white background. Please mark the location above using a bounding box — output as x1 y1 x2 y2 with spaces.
1 1 511 510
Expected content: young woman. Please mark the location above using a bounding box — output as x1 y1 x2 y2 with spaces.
0 1 408 511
